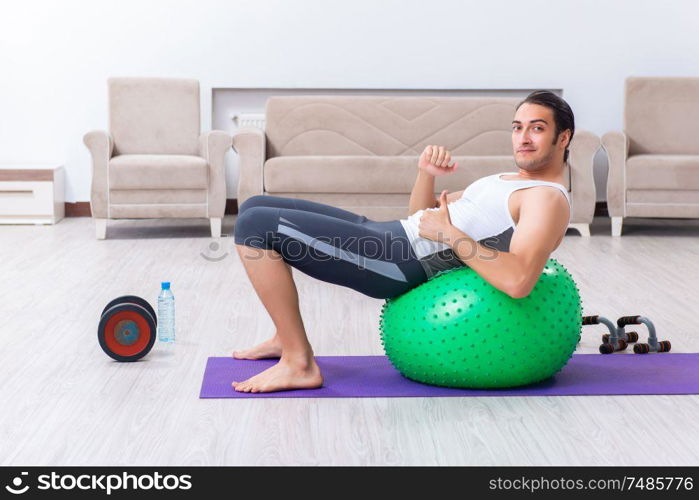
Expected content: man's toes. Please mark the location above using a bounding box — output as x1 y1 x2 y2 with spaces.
232 380 250 392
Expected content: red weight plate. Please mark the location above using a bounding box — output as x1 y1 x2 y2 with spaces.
103 310 152 358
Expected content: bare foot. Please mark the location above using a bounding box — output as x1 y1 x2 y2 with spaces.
231 357 323 393
233 336 283 359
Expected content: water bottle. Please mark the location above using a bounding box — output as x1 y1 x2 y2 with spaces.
157 282 175 342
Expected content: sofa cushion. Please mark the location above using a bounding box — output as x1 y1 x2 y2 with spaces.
625 77 699 155
626 154 699 190
626 190 699 204
109 154 208 190
109 189 208 204
265 96 518 158
109 78 200 155
264 192 414 221
262 156 550 194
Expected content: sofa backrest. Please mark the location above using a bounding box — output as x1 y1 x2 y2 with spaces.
625 77 699 155
108 77 200 155
265 96 519 159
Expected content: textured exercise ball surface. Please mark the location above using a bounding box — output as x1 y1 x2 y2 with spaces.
379 258 582 389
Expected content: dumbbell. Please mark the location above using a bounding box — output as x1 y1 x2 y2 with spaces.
582 315 628 354
615 315 671 354
98 295 157 362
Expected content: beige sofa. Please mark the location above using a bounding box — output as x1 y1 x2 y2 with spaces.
603 77 699 236
233 96 599 236
84 77 231 239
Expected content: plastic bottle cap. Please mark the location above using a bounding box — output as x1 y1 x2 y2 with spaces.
161 282 171 290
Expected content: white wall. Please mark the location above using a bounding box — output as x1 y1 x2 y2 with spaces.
1 0 698 203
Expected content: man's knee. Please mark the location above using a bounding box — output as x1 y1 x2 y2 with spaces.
238 195 268 214
234 206 276 248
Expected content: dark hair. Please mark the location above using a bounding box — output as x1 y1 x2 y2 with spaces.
516 90 575 163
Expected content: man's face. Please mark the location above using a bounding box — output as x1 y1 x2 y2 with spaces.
511 103 568 171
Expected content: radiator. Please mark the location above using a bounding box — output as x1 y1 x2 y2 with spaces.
232 112 266 130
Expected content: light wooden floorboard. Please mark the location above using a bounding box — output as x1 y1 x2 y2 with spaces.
1 215 698 465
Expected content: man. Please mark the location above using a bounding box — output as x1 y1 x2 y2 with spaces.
415 90 572 298
230 90 574 393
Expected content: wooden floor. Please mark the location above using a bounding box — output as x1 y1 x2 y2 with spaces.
1 215 699 466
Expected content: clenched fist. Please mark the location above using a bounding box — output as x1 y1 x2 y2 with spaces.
418 145 458 177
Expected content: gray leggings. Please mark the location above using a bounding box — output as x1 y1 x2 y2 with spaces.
233 195 429 299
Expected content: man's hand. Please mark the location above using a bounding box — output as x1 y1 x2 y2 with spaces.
418 145 458 177
418 190 455 243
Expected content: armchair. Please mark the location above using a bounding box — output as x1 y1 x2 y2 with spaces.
602 77 699 236
84 77 231 239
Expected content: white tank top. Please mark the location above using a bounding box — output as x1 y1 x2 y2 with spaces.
399 172 571 260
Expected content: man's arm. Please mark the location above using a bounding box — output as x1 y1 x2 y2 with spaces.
445 188 570 298
408 170 465 215
408 170 438 215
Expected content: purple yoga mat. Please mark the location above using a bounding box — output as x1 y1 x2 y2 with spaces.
199 354 699 399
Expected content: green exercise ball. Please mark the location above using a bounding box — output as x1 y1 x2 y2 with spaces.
379 258 582 389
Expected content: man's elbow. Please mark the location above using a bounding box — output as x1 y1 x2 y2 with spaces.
507 277 533 299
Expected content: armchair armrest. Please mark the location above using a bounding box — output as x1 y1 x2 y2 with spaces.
567 129 600 224
232 127 266 207
601 131 628 218
199 130 232 218
83 130 114 218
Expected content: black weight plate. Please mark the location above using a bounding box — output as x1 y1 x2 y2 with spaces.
101 295 157 326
